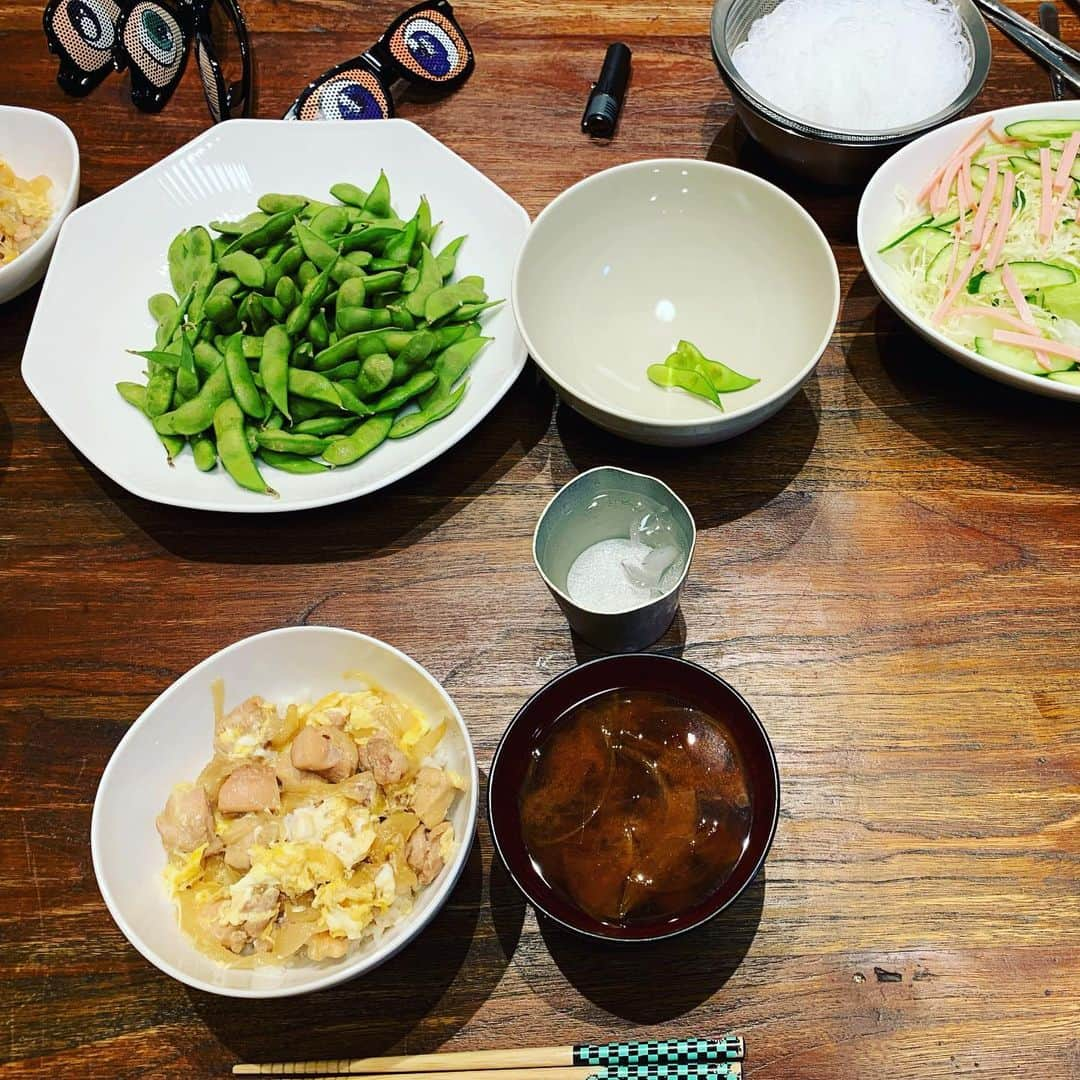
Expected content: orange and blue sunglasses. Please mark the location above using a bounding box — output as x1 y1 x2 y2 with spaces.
286 0 474 121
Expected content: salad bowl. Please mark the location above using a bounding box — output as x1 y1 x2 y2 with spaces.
859 100 1080 402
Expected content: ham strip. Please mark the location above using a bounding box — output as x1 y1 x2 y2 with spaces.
1053 131 1080 192
1039 147 1056 241
970 159 998 247
950 305 1038 333
984 171 1016 271
932 248 983 325
992 329 1080 363
1001 265 1053 370
918 116 995 205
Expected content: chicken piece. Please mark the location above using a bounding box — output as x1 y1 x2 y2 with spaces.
410 766 456 828
290 725 359 783
236 884 280 938
199 901 250 954
322 705 349 728
156 784 214 854
338 770 377 806
358 733 408 786
221 813 279 872
405 821 453 885
215 695 278 758
217 762 281 814
273 749 322 792
306 932 349 962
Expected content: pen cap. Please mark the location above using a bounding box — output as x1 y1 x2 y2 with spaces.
582 42 631 137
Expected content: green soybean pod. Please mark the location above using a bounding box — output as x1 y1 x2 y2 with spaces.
306 310 330 351
296 260 318 289
223 207 301 255
425 277 486 324
646 363 722 409
388 305 416 331
322 414 393 466
262 296 285 320
356 329 413 360
291 341 314 370
336 306 391 336
288 367 342 407
209 276 242 300
330 182 367 207
225 333 265 418
355 353 395 398
214 398 276 494
275 275 299 311
418 336 490 409
263 412 286 432
260 324 292 420
320 360 360 381
153 362 230 435
382 215 418 265
285 257 336 337
337 277 366 309
242 335 263 359
339 224 400 253
145 367 176 417
258 193 308 215
288 396 334 422
219 250 266 289
192 435 218 471
390 377 468 439
363 170 392 217
175 335 200 402
310 205 350 239
362 269 404 296
293 415 356 436
435 235 466 280
193 341 225 376
369 369 437 414
333 380 373 417
405 244 441 317
210 210 267 235
277 244 305 275
343 250 373 269
116 380 148 411
255 429 330 456
259 448 331 474
157 282 196 347
416 195 438 247
205 293 238 328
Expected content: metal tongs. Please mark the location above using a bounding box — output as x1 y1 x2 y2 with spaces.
974 0 1080 95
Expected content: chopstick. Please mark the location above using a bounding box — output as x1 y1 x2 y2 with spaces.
974 0 1080 67
981 8 1080 95
233 1039 745 1077
244 1073 743 1080
1039 3 1068 99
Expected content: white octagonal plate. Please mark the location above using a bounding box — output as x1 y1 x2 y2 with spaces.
22 119 529 512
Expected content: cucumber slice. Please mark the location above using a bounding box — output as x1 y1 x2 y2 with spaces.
1023 146 1080 182
926 240 970 284
976 261 1076 294
1008 156 1043 179
1041 280 1080 321
1048 370 1080 384
928 208 961 229
969 162 1003 198
906 226 954 259
974 336 1074 375
878 215 933 253
1005 118 1080 144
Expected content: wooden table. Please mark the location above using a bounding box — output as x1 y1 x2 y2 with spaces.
2 1 1078 1075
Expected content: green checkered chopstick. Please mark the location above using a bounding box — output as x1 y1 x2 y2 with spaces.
234 1037 745 1076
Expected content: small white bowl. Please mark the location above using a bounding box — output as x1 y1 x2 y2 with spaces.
859 101 1080 403
91 626 479 999
512 159 839 446
0 106 79 304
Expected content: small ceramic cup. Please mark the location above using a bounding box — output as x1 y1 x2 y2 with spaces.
533 466 696 653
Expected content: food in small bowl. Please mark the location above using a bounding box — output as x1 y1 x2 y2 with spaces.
0 106 79 304
488 654 779 941
92 626 478 997
710 0 990 184
512 159 839 446
859 102 1080 401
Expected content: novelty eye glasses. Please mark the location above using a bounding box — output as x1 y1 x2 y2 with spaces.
286 0 474 121
43 0 252 121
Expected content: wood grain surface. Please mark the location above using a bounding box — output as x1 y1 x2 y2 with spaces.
2 1 1078 1076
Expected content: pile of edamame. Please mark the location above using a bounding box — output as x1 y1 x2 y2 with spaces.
117 171 498 495
646 340 757 411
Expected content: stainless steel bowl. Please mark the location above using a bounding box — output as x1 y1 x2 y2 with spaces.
710 0 992 185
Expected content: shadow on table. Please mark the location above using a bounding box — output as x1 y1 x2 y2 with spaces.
553 380 820 536
570 610 687 667
0 401 12 487
845 283 1080 489
190 780 526 1065
532 870 766 1024
91 368 555 565
702 111 862 247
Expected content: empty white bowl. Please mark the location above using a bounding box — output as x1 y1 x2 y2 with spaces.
0 106 79 304
91 626 479 998
512 159 839 445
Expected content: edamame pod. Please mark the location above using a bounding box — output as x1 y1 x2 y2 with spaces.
192 435 218 471
293 415 356 435
288 367 342 407
355 353 395 398
322 414 393 465
309 205 350 239
369 369 437 413
258 193 308 215
330 182 367 207
219 250 266 289
153 362 233 436
390 377 468 438
225 333 265 418
646 363 722 409
145 367 176 417
260 325 292 420
224 207 301 255
363 171 392 217
255 429 330 456
296 222 363 285
259 449 331 474
418 336 490 409
214 398 276 495
404 244 441 317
